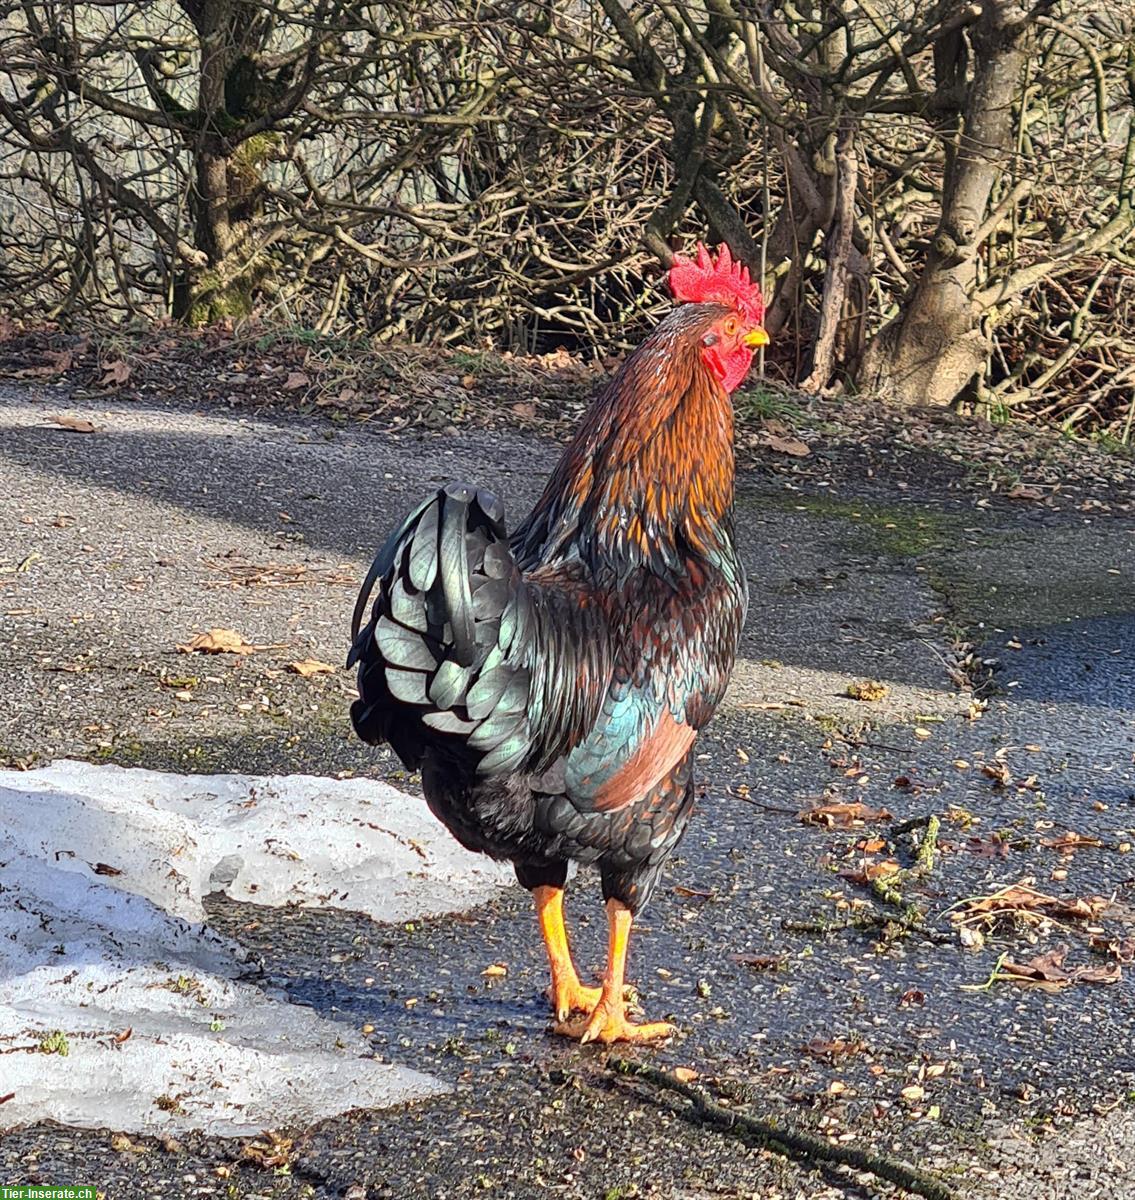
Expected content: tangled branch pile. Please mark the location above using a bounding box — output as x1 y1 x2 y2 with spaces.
1 2 1132 434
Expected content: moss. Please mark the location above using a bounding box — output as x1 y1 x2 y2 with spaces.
38 1030 70 1056
187 272 255 327
740 491 961 558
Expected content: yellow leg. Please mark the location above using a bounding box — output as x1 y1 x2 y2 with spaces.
534 885 601 1021
555 899 675 1044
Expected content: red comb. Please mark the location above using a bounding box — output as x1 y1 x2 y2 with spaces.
668 242 764 324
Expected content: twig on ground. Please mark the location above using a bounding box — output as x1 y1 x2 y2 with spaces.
607 1059 960 1200
782 909 953 944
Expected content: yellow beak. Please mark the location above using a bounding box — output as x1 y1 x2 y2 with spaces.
743 328 770 348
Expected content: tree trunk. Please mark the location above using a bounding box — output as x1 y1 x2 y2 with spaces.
172 0 272 324
858 2 1028 406
801 119 861 392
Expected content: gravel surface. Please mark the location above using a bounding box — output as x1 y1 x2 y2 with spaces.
2 382 1134 1199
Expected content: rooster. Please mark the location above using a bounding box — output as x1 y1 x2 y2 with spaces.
349 244 766 1043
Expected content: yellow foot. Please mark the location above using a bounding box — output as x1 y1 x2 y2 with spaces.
545 981 636 1022
554 1000 675 1045
546 979 602 1022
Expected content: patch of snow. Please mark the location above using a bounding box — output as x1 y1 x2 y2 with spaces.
0 761 515 1136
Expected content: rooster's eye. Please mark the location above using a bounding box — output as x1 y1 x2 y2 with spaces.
723 318 738 337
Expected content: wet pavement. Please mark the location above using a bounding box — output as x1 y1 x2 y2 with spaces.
1 385 1134 1198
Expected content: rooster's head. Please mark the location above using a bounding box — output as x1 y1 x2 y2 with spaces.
668 243 768 394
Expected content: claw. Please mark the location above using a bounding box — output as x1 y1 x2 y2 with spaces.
546 979 602 1022
555 999 675 1045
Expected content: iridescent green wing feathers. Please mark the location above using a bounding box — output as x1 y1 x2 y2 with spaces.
348 483 610 779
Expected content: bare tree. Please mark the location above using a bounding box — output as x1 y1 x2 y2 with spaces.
1 1 1133 432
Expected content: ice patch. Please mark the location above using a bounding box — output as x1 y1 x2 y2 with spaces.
0 761 515 1136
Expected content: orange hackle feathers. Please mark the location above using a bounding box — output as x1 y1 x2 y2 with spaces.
668 242 765 325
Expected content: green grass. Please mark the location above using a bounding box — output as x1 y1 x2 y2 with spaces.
735 383 807 424
450 349 511 377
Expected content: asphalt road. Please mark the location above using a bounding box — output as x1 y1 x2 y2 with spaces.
2 382 1135 1199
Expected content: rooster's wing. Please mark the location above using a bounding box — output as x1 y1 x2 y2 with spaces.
348 482 610 778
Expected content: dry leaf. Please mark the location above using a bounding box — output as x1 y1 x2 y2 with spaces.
980 761 1012 787
840 858 901 885
288 658 335 678
759 431 811 457
283 371 310 390
846 679 889 702
92 862 123 876
729 954 784 971
798 800 893 828
950 880 1110 929
1040 831 1103 856
1089 936 1135 964
100 360 131 386
671 1067 698 1083
114 1027 133 1044
1006 483 1045 501
963 834 1009 860
19 349 74 378
240 1132 293 1169
0 1093 14 1105
511 401 537 419
481 962 508 978
49 414 98 433
997 946 1121 991
804 1037 865 1060
178 628 258 655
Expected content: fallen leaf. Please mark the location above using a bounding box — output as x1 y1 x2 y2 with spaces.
980 761 1012 788
92 862 123 876
0 1093 13 1105
288 658 335 678
283 371 311 390
996 946 1121 991
1040 831 1103 856
114 1027 132 1044
846 679 889 702
729 954 785 971
1090 936 1135 964
901 1084 925 1104
48 415 98 434
798 800 893 828
963 834 1009 860
18 348 75 377
671 1067 698 1083
1006 483 1045 501
898 987 925 1007
481 962 508 978
100 360 131 386
840 858 901 885
759 431 811 457
177 628 258 655
240 1132 293 1169
804 1037 865 1060
950 880 1110 930
511 401 537 419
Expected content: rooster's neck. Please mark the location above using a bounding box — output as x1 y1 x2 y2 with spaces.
516 308 739 580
